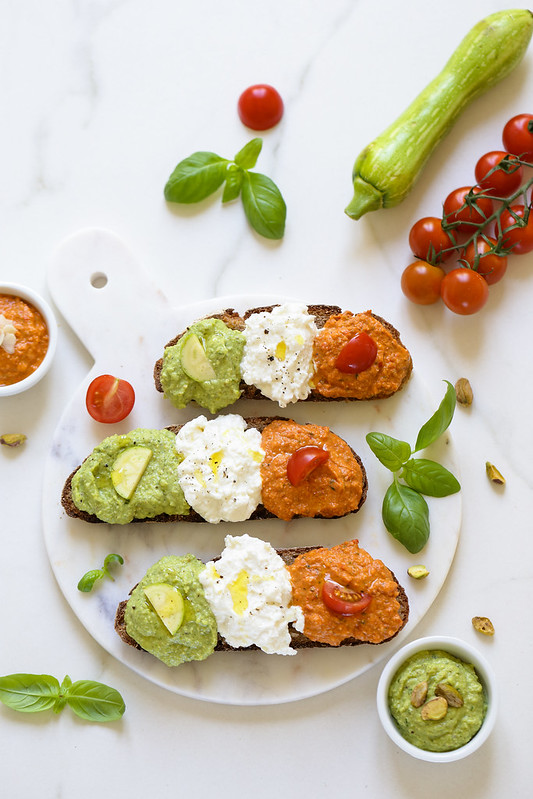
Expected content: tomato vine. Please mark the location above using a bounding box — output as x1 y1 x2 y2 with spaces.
403 114 533 316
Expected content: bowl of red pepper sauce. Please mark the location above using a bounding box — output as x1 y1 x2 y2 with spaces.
0 283 58 396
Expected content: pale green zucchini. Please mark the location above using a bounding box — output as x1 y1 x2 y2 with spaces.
345 9 533 220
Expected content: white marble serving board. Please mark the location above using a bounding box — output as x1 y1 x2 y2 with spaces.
42 229 461 706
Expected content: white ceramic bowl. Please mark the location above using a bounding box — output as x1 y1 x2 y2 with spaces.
0 282 58 397
376 635 497 763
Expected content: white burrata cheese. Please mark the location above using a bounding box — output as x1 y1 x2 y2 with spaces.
199 534 304 655
241 303 317 407
175 415 264 524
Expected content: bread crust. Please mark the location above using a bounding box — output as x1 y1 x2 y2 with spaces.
114 545 409 653
61 416 368 524
153 304 412 402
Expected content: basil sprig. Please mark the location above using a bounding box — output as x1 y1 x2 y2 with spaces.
0 674 125 722
366 381 460 554
164 138 286 239
77 553 124 592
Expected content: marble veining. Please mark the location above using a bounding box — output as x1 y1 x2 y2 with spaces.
2 1 532 796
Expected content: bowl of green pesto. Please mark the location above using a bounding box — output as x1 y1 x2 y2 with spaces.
376 636 497 762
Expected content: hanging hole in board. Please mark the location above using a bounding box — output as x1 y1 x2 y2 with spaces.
91 272 108 289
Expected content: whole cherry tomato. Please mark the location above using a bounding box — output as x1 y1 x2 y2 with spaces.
86 374 135 423
462 237 507 285
335 331 377 373
401 261 445 305
321 579 372 615
500 204 533 254
237 84 284 130
440 268 489 315
408 216 455 263
442 186 493 233
502 113 533 163
286 446 330 486
474 150 523 197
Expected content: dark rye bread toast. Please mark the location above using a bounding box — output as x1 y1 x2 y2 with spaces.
153 304 413 402
61 416 368 524
114 545 410 653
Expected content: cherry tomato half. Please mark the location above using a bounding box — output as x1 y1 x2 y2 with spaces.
408 216 455 263
286 446 330 486
474 150 523 197
401 261 445 305
500 204 533 254
463 237 507 285
502 113 533 164
237 84 284 130
442 186 493 233
440 268 489 315
335 331 377 373
322 579 372 615
86 374 135 423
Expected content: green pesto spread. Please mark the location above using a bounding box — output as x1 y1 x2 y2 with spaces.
160 318 245 414
125 555 217 667
388 649 487 752
71 428 189 524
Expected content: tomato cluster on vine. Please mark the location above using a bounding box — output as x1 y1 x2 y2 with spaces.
402 113 533 315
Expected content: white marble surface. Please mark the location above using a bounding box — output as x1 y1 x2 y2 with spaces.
1 0 532 795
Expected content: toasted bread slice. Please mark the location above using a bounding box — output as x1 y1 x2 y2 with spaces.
114 545 409 653
61 416 368 524
154 305 412 403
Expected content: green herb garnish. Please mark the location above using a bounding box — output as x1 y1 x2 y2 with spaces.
77 553 124 592
0 674 125 722
366 381 460 553
164 138 286 239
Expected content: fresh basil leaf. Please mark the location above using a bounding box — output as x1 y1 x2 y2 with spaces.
0 674 59 713
222 166 243 203
164 152 229 203
234 138 262 169
104 553 124 569
366 432 411 472
77 569 103 593
241 171 286 239
54 675 72 714
402 458 461 497
382 482 430 554
79 554 124 591
66 680 125 723
103 553 124 578
415 381 456 452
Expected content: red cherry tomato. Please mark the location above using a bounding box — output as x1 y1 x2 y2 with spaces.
286 446 330 486
237 84 284 130
322 579 372 615
502 113 533 163
442 186 493 233
500 204 533 254
440 268 489 315
408 216 455 263
463 237 507 285
401 261 445 305
335 331 377 373
86 374 135 423
474 150 523 197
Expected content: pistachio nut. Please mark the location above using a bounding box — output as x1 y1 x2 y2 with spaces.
472 616 495 636
421 696 448 721
410 681 428 708
435 682 464 707
407 565 429 579
0 433 27 447
486 462 505 485
455 377 473 406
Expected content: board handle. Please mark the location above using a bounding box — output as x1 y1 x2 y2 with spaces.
46 228 170 361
